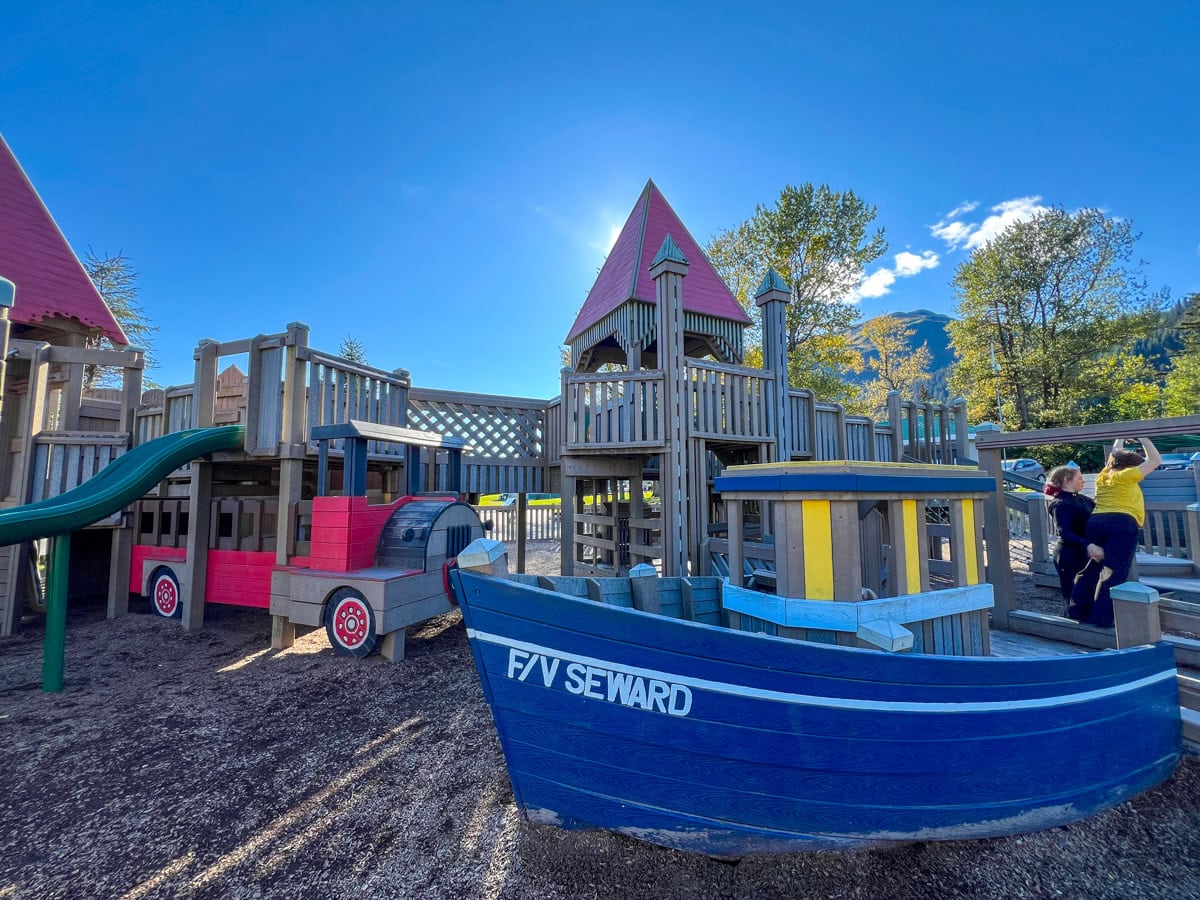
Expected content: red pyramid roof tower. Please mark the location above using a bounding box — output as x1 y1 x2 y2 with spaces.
565 180 752 371
0 134 127 345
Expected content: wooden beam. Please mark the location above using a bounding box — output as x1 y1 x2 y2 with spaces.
975 415 1200 449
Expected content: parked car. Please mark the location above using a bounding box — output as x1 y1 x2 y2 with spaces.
1155 452 1200 471
1001 458 1045 481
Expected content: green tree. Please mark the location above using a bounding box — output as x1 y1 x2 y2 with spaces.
857 314 934 415
946 208 1163 429
339 334 368 364
83 250 158 388
707 183 887 402
1163 292 1200 415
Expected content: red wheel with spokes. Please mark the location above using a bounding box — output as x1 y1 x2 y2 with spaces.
149 566 182 618
324 588 379 657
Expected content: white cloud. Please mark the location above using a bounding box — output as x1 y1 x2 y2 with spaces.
966 196 1048 249
845 249 940 302
854 268 897 299
894 250 940 277
947 201 978 218
929 195 1050 252
930 219 976 250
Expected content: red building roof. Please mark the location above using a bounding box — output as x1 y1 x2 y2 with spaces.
565 180 752 342
0 135 127 344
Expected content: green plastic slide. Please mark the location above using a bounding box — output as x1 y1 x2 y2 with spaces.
0 425 245 546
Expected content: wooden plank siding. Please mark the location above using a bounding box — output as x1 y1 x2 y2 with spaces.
29 433 127 503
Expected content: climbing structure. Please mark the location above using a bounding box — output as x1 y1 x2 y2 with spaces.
555 180 969 578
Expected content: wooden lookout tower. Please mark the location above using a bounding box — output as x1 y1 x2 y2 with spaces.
558 180 793 577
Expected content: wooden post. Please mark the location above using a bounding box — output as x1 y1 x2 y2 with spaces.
182 460 213 631
458 538 509 578
725 498 743 588
887 391 904 462
755 269 793 462
560 473 577 576
1185 503 1200 569
629 563 660 613
978 445 1013 628
119 351 144 436
107 523 132 618
650 235 688 577
516 491 528 574
1111 582 1162 648
953 397 970 462
272 323 308 649
194 339 219 429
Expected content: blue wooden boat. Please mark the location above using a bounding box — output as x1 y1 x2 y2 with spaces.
452 569 1181 857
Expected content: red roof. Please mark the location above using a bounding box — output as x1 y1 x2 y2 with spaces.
0 135 127 344
565 180 752 342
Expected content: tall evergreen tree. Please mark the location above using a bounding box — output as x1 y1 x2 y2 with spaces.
83 250 158 388
338 334 368 365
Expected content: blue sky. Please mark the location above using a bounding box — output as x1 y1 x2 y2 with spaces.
3 3 1197 399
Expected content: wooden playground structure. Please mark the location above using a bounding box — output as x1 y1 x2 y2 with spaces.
0 173 976 655
1 134 1198 756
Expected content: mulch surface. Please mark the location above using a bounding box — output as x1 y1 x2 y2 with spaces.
2 562 1199 899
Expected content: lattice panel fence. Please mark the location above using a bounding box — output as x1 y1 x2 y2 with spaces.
407 392 546 461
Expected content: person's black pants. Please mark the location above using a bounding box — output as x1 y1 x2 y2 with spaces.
1056 543 1088 602
1067 512 1139 627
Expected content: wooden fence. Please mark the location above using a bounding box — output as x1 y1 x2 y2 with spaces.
471 505 560 542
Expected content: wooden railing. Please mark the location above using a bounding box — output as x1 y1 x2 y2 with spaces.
685 360 772 440
563 370 665 450
1141 503 1197 559
301 349 408 459
135 385 197 445
471 506 561 542
29 433 128 505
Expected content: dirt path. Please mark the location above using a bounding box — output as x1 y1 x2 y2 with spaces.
1 543 1198 899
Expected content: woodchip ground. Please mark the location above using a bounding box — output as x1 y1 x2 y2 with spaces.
1 541 1198 899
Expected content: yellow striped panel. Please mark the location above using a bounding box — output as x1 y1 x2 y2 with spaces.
961 499 979 585
903 499 921 594
801 500 834 600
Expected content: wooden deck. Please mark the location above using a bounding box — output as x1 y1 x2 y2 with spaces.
989 627 1091 658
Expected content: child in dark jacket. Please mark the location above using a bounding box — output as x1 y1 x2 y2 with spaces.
1045 465 1095 608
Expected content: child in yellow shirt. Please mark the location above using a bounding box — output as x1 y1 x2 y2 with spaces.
1067 436 1161 626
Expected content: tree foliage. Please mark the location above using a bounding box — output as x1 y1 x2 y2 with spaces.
946 208 1164 429
707 183 887 403
857 314 934 415
83 250 158 388
1163 292 1200 416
